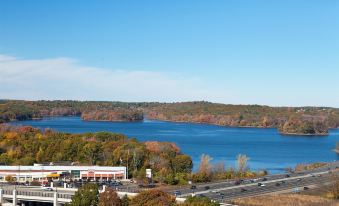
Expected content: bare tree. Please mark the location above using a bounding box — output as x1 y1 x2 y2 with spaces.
237 154 249 173
212 162 225 174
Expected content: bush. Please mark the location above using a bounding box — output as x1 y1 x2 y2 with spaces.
30 180 41 186
5 175 15 182
181 196 219 206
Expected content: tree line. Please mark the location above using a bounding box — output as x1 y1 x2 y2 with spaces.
1 100 338 135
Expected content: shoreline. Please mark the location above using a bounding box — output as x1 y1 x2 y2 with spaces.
5 115 338 136
279 132 329 136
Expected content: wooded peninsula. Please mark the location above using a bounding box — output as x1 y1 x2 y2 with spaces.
0 100 338 135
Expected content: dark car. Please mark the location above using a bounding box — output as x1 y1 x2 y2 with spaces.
173 190 181 196
303 186 309 190
262 177 268 181
138 184 145 188
109 182 122 187
204 186 210 190
234 180 241 185
241 188 247 192
190 185 197 190
285 174 290 178
147 183 156 188
275 182 281 186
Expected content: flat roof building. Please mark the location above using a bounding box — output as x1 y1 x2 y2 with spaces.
0 165 127 182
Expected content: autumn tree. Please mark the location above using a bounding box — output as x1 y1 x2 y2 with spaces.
192 154 213 182
5 175 15 182
198 154 212 174
98 188 122 206
129 190 175 206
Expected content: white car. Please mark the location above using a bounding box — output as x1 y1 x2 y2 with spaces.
42 187 53 191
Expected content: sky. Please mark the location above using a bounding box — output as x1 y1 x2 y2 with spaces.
0 0 338 107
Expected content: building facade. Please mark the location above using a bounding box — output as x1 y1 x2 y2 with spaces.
0 165 127 182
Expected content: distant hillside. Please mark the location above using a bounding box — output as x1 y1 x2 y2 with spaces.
1 100 338 135
146 102 338 135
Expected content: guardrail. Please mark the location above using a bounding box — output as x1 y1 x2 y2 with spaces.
0 188 73 206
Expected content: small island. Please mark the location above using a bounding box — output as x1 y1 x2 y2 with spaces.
278 117 329 136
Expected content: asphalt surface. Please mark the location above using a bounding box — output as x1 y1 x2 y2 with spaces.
169 161 339 203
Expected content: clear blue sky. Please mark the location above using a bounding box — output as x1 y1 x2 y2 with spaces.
0 0 338 107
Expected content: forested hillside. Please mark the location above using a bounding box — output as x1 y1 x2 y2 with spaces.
0 124 192 182
146 102 339 135
1 100 338 135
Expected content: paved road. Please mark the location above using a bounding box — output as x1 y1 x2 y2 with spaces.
169 161 339 203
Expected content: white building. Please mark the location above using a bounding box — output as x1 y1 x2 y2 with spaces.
0 165 127 182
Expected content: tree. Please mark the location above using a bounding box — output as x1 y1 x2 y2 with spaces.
237 154 249 174
98 188 121 206
192 154 213 183
129 190 175 206
121 195 129 206
172 154 193 173
5 175 15 182
67 183 99 206
198 154 212 175
83 142 103 165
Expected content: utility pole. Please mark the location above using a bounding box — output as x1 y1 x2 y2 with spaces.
126 149 129 179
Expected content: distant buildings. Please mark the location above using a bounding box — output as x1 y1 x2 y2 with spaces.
0 164 127 183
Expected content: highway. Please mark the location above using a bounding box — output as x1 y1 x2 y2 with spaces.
169 161 339 203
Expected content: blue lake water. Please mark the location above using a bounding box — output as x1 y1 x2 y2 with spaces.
11 116 339 174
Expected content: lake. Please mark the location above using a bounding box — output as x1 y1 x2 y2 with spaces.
11 116 339 174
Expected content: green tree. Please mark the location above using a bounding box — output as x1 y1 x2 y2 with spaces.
67 183 99 206
172 154 193 173
83 142 102 165
121 195 129 206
